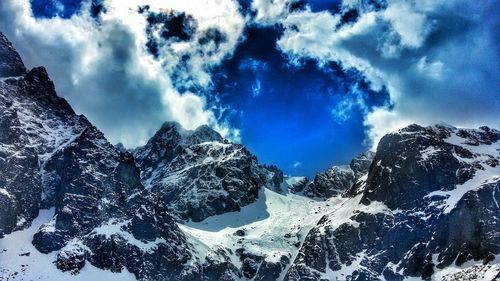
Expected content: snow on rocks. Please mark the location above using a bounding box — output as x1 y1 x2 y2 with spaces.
0 208 137 281
285 124 500 281
179 187 346 280
133 121 282 222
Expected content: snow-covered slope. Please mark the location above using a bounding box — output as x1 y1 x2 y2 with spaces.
179 187 344 280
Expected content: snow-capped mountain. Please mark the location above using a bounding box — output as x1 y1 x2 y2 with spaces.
285 124 500 280
296 151 374 198
0 32 249 281
133 121 282 222
0 32 499 281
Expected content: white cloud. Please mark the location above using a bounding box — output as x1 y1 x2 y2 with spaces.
332 86 369 124
1 0 497 153
251 0 294 25
382 1 430 49
275 0 500 150
0 0 245 147
252 80 262 97
416 56 443 79
277 9 385 89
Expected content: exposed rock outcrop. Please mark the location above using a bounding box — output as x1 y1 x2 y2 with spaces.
285 124 500 280
133 121 282 222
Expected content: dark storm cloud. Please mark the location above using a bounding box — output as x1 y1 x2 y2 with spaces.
67 21 168 144
0 8 171 145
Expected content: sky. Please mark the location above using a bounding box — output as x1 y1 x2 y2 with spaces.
0 0 498 177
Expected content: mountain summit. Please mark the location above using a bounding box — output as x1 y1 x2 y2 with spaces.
133 121 281 222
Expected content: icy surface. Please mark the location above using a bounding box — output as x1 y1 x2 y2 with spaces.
434 260 499 281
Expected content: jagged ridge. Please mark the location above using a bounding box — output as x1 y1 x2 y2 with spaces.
133 121 282 222
285 124 500 280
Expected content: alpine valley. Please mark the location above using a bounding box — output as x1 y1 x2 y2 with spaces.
0 32 499 281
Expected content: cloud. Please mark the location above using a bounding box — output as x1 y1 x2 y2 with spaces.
331 86 368 124
1 0 498 157
0 0 245 147
382 1 431 49
238 58 268 71
252 79 262 97
275 0 500 149
292 161 302 168
250 0 300 25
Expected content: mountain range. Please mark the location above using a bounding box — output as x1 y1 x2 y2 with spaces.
0 32 499 280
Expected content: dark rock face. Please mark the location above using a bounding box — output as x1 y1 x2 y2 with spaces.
264 164 285 193
236 248 290 281
304 166 355 198
134 122 281 222
286 177 309 193
0 125 40 236
360 124 497 208
0 33 26 77
349 151 375 178
56 185 198 281
0 53 78 237
303 151 374 198
286 124 500 280
33 125 122 253
431 181 500 267
254 256 290 281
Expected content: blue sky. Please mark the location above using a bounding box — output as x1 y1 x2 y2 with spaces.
4 0 499 177
204 25 388 175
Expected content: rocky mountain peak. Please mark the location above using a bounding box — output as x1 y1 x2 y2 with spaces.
392 123 499 146
0 33 243 281
150 121 225 146
286 123 500 280
349 151 375 177
360 123 500 209
299 151 375 199
456 126 499 145
0 32 26 77
133 121 277 222
22 66 75 115
137 122 226 163
149 121 184 144
186 124 225 145
1 31 498 281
